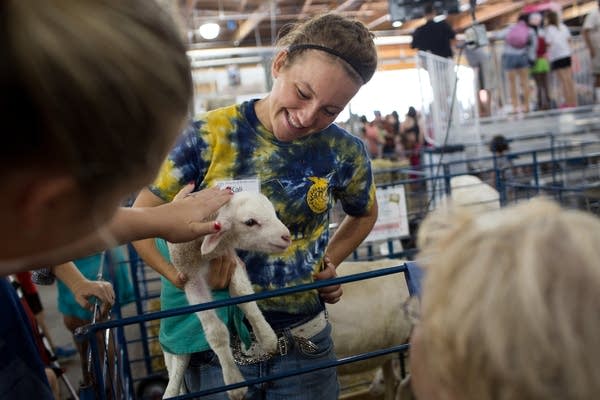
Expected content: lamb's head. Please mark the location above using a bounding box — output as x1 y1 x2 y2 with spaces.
201 192 291 256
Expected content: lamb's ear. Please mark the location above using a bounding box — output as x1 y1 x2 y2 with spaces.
200 220 231 255
201 232 223 255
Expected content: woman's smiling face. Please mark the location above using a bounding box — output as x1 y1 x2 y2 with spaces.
260 50 362 142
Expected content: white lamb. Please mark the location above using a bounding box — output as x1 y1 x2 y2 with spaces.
162 192 291 400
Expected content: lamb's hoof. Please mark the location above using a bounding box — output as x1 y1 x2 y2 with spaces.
224 368 246 400
257 329 278 354
162 384 180 399
227 387 247 400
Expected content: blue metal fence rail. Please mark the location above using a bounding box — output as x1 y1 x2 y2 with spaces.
74 135 599 398
75 263 416 399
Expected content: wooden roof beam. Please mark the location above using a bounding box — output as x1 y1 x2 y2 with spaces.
232 2 271 45
334 0 365 13
300 0 313 15
367 13 391 29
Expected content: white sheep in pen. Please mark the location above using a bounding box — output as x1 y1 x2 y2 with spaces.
328 258 412 400
419 174 501 249
439 174 500 213
162 192 291 400
329 175 500 400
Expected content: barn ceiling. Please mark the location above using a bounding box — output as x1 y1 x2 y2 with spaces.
174 0 597 68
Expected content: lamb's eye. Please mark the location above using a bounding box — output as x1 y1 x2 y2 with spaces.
244 218 258 227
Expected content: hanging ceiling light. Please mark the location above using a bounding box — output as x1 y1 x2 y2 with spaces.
198 22 220 40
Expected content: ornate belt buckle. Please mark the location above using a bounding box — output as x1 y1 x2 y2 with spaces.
294 336 318 354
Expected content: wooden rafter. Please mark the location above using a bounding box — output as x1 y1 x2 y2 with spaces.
233 2 272 44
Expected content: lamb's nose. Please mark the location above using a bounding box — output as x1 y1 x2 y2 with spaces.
282 234 291 243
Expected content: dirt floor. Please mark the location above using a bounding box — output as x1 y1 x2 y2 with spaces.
339 370 383 400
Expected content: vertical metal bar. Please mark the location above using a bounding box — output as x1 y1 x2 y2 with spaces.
550 134 559 186
89 330 106 399
126 244 154 375
532 151 540 195
443 164 452 197
367 243 374 260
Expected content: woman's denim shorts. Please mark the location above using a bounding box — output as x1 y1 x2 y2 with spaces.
502 52 529 70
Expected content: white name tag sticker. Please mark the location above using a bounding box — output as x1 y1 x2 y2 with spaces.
215 178 260 194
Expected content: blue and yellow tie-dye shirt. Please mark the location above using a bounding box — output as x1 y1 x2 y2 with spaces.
151 99 375 342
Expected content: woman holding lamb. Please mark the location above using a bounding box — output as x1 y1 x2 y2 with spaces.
132 13 379 400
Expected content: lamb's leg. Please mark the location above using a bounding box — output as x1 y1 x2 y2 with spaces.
162 352 190 398
383 358 396 400
229 261 278 354
395 375 416 400
185 276 247 400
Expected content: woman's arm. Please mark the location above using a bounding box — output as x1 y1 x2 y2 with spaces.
16 186 232 272
583 29 595 59
417 115 426 146
130 187 189 288
53 262 115 313
325 201 379 266
314 201 379 304
111 186 232 244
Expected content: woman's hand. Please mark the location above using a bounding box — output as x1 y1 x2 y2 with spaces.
207 255 239 290
153 185 233 243
314 256 343 304
53 261 115 315
70 279 116 315
166 268 188 290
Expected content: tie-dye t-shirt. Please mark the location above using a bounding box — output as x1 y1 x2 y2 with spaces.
150 99 375 331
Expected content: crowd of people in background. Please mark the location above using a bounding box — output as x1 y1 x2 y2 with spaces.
494 8 579 114
498 2 600 112
357 107 426 167
411 1 600 117
583 0 600 102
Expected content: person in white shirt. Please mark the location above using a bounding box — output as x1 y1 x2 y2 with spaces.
544 11 577 107
583 0 600 100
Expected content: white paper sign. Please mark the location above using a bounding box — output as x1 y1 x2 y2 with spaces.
365 185 410 242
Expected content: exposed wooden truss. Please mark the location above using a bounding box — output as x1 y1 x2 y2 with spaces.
178 0 597 69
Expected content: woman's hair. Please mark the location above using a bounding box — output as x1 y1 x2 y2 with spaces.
1 0 192 194
528 12 543 28
518 13 529 23
547 10 559 26
417 198 600 399
275 13 377 84
407 106 417 118
489 134 510 153
424 3 435 15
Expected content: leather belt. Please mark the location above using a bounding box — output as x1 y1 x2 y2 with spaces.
289 310 327 339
